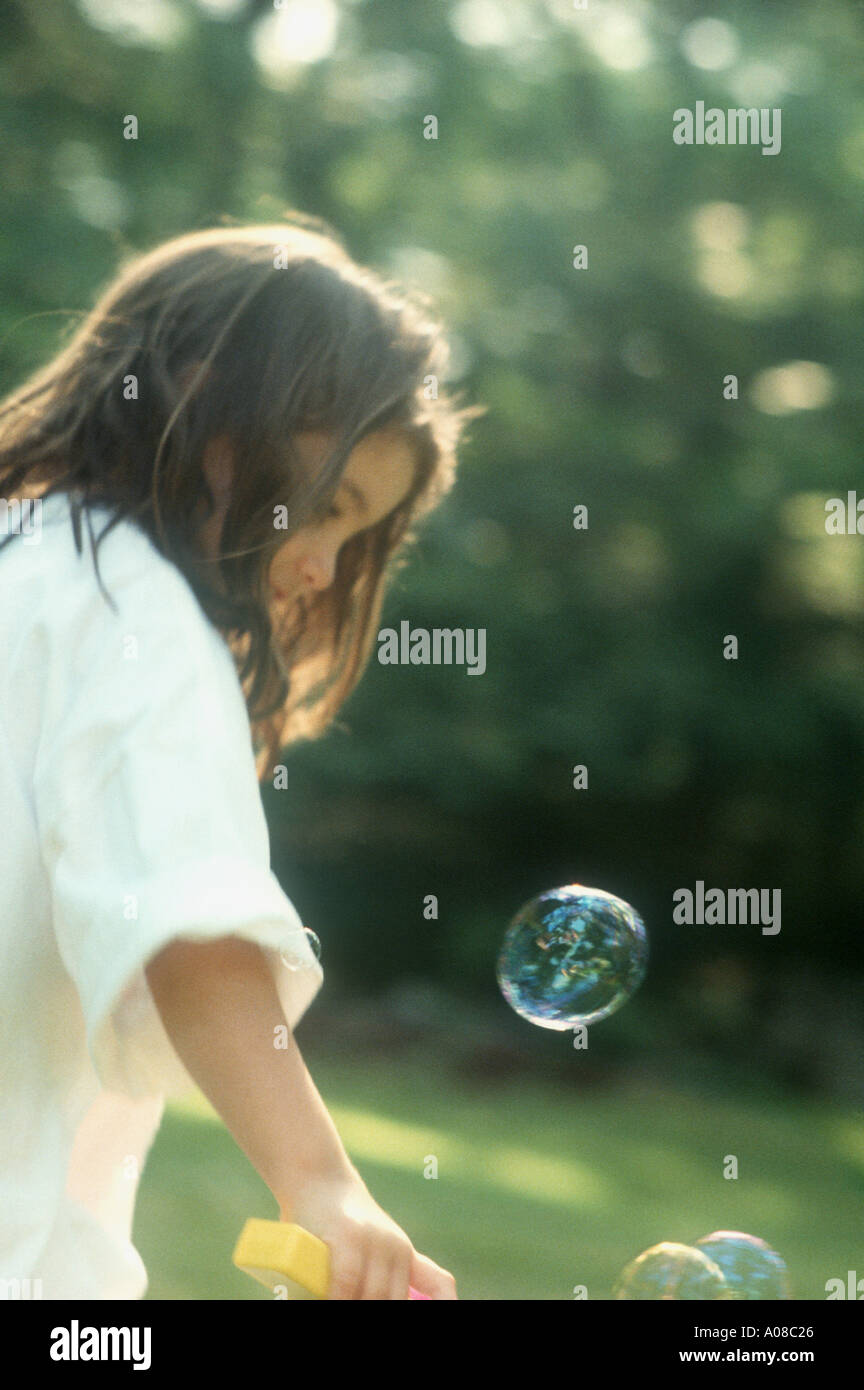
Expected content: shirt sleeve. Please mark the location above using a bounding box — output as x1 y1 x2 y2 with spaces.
32 519 323 1100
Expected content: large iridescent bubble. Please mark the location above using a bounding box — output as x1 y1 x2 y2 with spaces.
497 884 648 1029
614 1243 730 1300
694 1232 791 1300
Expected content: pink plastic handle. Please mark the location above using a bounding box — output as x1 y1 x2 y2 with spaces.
409 1287 430 1300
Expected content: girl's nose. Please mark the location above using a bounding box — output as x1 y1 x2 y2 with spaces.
297 546 337 593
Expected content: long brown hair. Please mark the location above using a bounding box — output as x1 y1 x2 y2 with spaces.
0 216 482 781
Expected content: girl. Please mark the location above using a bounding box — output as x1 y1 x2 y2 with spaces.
0 216 479 1300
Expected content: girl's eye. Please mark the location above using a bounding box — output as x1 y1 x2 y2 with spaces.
310 499 342 523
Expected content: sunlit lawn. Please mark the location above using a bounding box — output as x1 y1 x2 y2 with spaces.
136 1047 863 1300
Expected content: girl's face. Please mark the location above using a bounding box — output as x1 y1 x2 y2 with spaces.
267 427 416 608
198 427 417 608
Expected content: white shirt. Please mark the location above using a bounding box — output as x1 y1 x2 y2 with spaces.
0 491 323 1299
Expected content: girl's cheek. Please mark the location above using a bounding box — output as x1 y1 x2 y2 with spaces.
269 545 296 591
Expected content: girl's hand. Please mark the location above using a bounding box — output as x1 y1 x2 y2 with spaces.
144 938 452 1298
281 1170 458 1300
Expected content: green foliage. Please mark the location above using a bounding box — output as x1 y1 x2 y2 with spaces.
3 0 863 1028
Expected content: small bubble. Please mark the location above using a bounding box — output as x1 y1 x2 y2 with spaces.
695 1231 790 1300
614 1243 730 1300
279 928 321 973
303 927 322 961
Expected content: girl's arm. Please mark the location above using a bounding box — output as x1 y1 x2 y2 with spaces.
144 935 457 1300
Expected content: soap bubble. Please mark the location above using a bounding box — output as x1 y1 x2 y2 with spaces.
280 927 322 973
496 884 647 1029
694 1231 790 1300
303 927 322 961
614 1242 730 1300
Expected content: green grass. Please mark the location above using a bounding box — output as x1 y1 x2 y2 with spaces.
136 1048 864 1300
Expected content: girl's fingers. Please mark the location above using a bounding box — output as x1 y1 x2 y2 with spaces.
410 1251 459 1300
327 1251 365 1300
356 1253 410 1301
